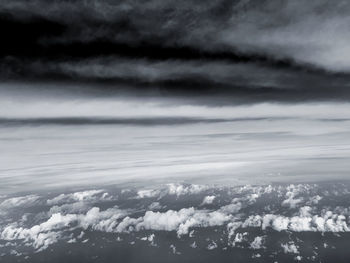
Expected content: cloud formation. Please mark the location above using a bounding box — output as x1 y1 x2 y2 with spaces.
47 189 106 205
1 1 350 102
0 195 40 210
2 182 350 262
1 0 350 71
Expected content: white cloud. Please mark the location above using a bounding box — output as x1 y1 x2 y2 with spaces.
134 184 209 199
190 241 197 248
9 249 22 257
252 253 261 258
166 183 208 197
0 195 40 210
132 208 231 237
1 213 74 251
115 195 246 237
242 215 262 228
170 244 180 254
73 190 106 202
271 216 290 232
282 196 303 209
307 195 322 205
250 236 265 250
201 195 215 205
136 189 161 199
232 232 248 247
148 202 162 210
140 233 156 246
139 208 196 233
218 202 242 214
3 182 350 255
207 241 218 250
281 242 299 254
299 206 312 217
115 216 143 233
48 202 90 215
1 206 127 251
295 255 302 261
47 190 105 205
242 211 350 233
282 185 303 209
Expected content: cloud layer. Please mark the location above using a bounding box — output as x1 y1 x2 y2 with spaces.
1 1 350 102
2 182 350 262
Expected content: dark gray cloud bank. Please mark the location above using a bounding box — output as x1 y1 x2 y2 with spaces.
2 0 350 102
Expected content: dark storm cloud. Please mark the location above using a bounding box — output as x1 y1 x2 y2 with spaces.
3 56 350 103
2 0 350 67
1 0 350 102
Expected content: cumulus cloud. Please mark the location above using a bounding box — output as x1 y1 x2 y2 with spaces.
2 182 350 256
207 241 218 250
117 207 232 237
228 231 248 247
307 195 322 205
48 202 90 215
1 183 251 252
281 242 299 254
0 195 40 210
166 184 208 197
190 241 197 248
250 236 265 250
299 206 313 217
1 206 127 251
140 233 156 246
242 212 350 233
47 190 107 205
201 195 216 205
136 189 161 199
281 185 304 209
170 244 180 254
134 183 209 199
252 253 261 258
148 202 162 210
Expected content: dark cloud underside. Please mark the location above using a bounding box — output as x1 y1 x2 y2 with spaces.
1 0 350 102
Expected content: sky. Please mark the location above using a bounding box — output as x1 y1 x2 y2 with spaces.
2 2 350 262
1 0 350 192
1 0 350 104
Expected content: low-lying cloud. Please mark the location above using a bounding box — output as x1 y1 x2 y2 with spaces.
2 182 350 262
